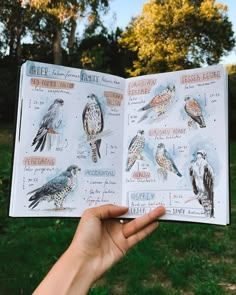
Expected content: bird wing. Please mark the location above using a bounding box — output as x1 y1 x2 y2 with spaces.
189 165 199 195
128 135 138 152
185 99 202 117
28 174 69 201
203 164 214 202
164 149 176 168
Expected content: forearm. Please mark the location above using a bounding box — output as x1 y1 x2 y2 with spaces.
33 246 94 295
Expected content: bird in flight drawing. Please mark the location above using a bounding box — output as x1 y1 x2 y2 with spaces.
155 143 182 180
28 165 80 210
32 98 64 152
184 96 206 128
82 93 104 163
126 130 145 172
189 150 214 218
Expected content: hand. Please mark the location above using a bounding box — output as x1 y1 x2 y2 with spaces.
69 204 166 283
33 204 165 295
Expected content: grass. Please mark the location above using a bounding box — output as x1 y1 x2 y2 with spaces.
0 127 236 294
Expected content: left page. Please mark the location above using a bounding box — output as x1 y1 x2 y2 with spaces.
9 61 125 217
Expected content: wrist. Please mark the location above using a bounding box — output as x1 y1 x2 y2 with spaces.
33 246 95 295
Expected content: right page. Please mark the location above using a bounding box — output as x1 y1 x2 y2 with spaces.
122 64 229 225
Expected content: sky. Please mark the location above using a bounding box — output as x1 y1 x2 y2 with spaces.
105 0 236 65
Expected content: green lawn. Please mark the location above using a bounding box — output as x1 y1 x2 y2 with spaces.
0 129 235 295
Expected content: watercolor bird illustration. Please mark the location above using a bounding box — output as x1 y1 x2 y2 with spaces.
138 84 176 123
32 98 64 152
155 143 182 180
28 165 80 210
126 130 145 171
189 150 214 218
82 93 104 163
184 96 206 128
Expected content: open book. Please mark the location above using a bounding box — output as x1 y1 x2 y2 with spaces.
9 61 230 225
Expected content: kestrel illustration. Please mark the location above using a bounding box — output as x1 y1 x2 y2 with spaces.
32 98 64 152
138 85 175 123
126 130 145 171
82 94 104 163
184 96 206 128
28 165 80 210
189 150 214 217
155 143 182 180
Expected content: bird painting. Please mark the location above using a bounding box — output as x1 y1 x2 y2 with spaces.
32 98 64 152
126 130 145 171
189 150 214 218
28 165 80 210
155 143 182 180
82 94 104 163
138 84 176 123
184 96 206 128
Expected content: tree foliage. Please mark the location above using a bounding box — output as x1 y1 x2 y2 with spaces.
119 0 235 76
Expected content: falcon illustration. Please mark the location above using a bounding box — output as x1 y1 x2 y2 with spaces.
138 84 175 123
32 98 64 152
82 94 104 163
189 150 214 218
184 96 206 128
155 143 182 180
28 165 80 210
126 130 145 171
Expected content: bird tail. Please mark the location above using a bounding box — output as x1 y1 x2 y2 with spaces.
176 171 182 177
28 193 41 209
32 128 48 152
95 139 102 159
139 104 151 111
138 109 151 123
199 116 206 128
126 156 136 172
90 142 98 163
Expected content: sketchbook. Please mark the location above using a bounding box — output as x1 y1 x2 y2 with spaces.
9 60 230 225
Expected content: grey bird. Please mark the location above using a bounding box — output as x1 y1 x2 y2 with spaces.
82 94 104 163
126 130 145 171
189 150 214 217
32 98 64 152
28 165 80 210
155 143 182 178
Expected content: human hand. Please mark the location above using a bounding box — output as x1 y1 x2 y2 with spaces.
33 204 165 295
69 204 166 283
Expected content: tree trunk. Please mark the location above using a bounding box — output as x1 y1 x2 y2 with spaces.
53 28 62 64
68 18 77 55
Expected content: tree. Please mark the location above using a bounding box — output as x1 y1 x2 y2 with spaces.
0 0 31 63
25 0 109 64
119 0 235 76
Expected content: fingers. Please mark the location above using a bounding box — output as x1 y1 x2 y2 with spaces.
122 206 165 239
84 204 129 220
126 222 159 249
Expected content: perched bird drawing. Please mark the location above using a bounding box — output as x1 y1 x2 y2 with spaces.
126 130 145 171
189 150 214 218
28 165 80 210
138 84 176 123
82 94 104 163
184 96 206 128
32 98 64 152
155 143 182 180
